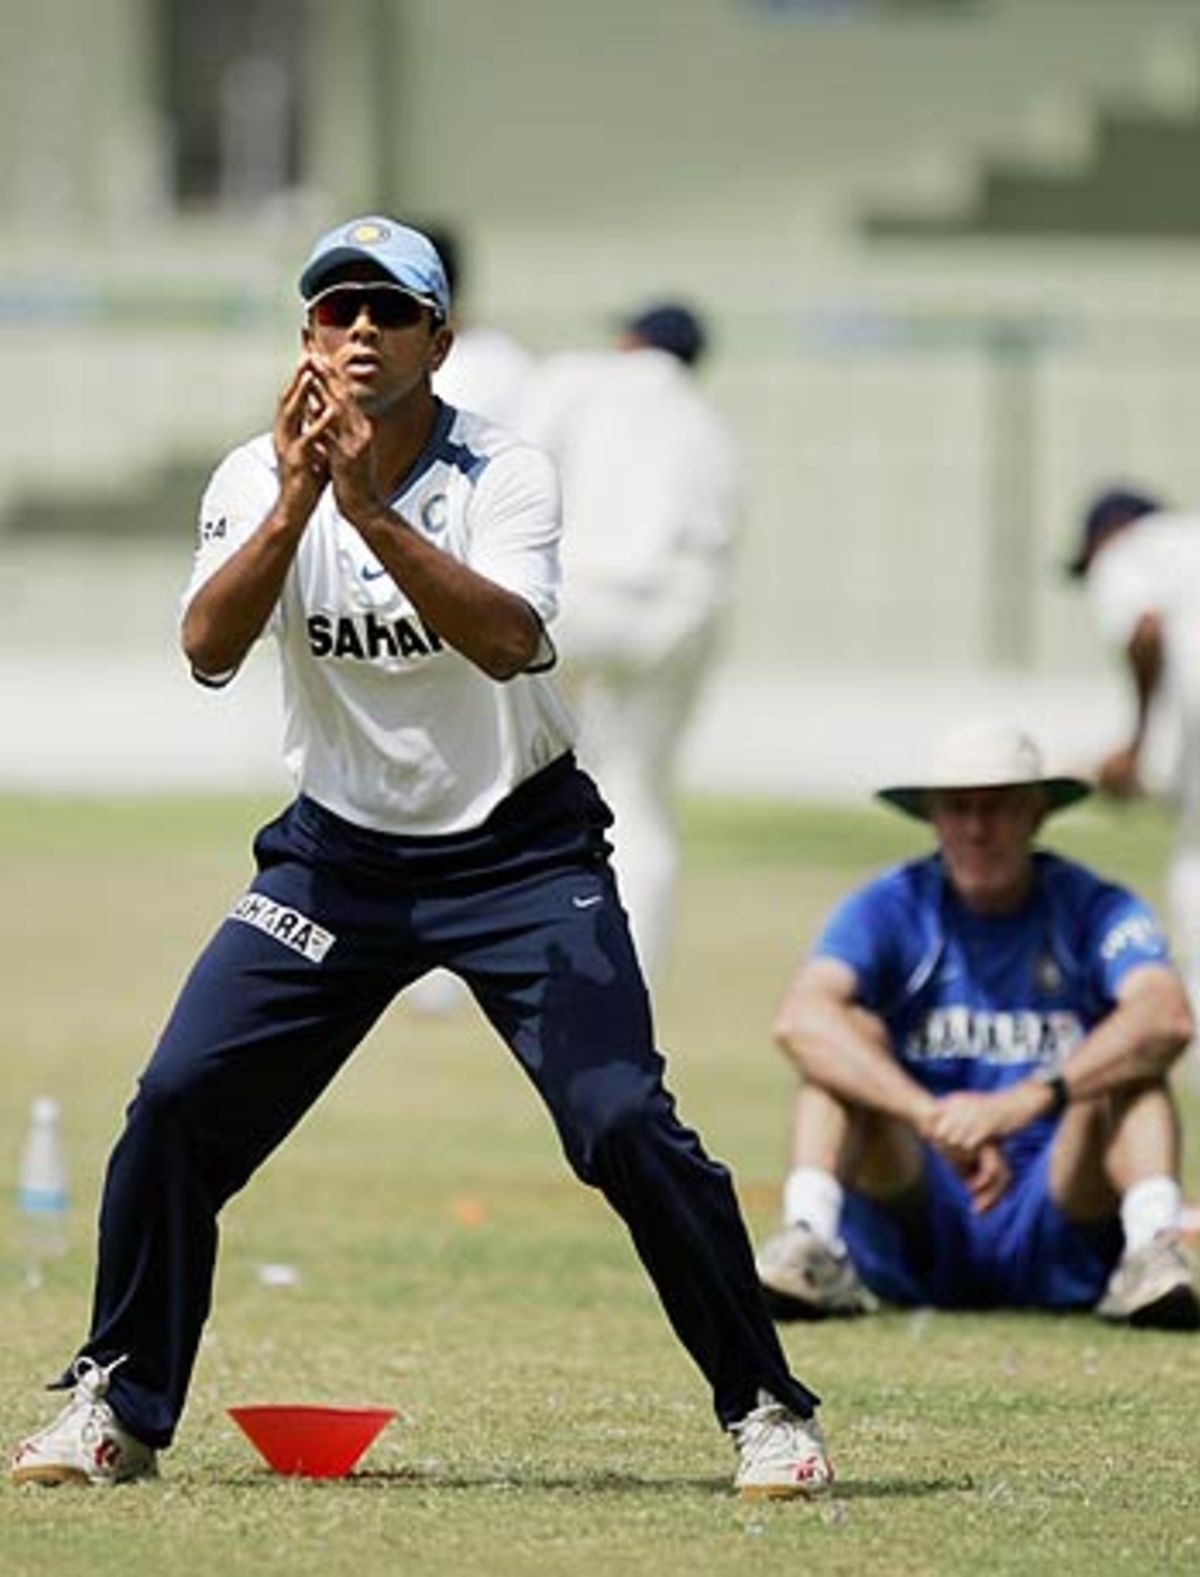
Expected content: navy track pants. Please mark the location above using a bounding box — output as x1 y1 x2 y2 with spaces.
71 757 818 1445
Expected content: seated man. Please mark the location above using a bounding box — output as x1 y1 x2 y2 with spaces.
755 716 1200 1329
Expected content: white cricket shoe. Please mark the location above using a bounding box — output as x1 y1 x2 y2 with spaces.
1096 1231 1200 1330
756 1221 879 1320
10 1356 158 1486
731 1396 834 1500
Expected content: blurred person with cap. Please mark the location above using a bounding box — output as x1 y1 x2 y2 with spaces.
1068 486 1200 1014
426 222 534 428
518 298 740 983
10 216 831 1500
755 716 1198 1328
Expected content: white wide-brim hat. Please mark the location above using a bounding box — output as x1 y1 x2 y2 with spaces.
876 717 1093 823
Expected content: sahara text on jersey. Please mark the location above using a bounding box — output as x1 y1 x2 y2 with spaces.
306 611 444 661
904 1007 1084 1066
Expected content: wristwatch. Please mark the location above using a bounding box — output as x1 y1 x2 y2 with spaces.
1037 1069 1070 1115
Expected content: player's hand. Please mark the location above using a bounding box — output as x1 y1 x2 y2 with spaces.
273 357 333 520
308 354 388 526
928 1084 1048 1155
1096 743 1142 800
961 1141 1011 1214
927 1090 1005 1154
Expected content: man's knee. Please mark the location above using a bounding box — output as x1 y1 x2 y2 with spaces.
134 1051 207 1124
794 1083 923 1198
124 1039 227 1157
559 1063 673 1182
1059 1079 1172 1149
1052 1078 1181 1212
848 1111 926 1200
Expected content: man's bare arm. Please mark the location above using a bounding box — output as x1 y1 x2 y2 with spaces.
773 956 938 1136
183 359 332 680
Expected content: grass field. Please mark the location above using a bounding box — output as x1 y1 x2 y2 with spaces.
1 792 1198 1576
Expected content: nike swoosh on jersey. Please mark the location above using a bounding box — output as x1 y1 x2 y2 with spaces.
572 895 603 909
361 565 389 581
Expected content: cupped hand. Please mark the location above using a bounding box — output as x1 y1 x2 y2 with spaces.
960 1141 1012 1214
307 354 386 526
273 357 333 517
927 1090 1004 1156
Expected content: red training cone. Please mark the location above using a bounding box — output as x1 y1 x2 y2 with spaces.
228 1404 396 1478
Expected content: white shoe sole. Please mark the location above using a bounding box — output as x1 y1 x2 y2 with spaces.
736 1477 833 1501
11 1462 93 1487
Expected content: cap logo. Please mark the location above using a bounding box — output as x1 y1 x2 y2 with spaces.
346 222 390 246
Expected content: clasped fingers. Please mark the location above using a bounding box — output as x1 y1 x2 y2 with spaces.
925 1091 1008 1159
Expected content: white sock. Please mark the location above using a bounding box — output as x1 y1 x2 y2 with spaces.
1120 1175 1182 1255
782 1166 844 1248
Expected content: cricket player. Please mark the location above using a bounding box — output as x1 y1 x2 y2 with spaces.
755 717 1199 1327
11 216 828 1500
518 302 740 982
1067 488 1200 1018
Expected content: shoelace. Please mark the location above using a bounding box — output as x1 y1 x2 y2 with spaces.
70 1353 128 1404
731 1401 795 1451
732 1401 830 1491
63 1356 130 1458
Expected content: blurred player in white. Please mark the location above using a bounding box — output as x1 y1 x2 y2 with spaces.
519 302 740 981
1068 487 1200 1014
430 223 534 428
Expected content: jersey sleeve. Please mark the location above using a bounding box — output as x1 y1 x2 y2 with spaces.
465 442 563 670
811 877 904 1010
1088 536 1160 648
180 440 284 635
1082 879 1173 1004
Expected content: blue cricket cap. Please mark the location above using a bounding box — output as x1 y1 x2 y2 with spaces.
625 301 708 366
298 216 450 317
1067 487 1162 578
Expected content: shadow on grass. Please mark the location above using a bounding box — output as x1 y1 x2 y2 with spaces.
217 1467 728 1493
829 1476 973 1500
215 1467 973 1500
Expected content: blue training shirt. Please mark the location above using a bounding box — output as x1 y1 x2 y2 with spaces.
813 851 1172 1170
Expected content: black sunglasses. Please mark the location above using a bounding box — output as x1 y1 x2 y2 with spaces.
308 283 432 331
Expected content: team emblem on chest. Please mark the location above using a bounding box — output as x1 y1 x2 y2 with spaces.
420 492 449 535
1033 951 1065 994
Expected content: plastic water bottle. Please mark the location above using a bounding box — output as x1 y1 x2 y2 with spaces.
18 1097 69 1285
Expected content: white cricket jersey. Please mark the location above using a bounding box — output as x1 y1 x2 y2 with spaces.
518 347 740 669
1089 512 1200 704
433 325 534 427
1088 510 1200 797
183 402 577 835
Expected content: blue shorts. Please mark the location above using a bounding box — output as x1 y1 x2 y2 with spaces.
841 1144 1122 1310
